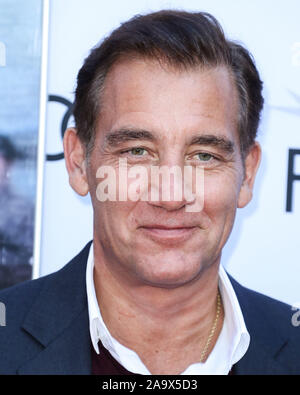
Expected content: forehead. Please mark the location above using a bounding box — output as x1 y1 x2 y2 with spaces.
97 58 239 142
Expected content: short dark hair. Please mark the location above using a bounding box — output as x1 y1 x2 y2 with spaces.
73 10 264 159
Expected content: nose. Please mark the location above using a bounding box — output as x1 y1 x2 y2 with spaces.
147 163 190 211
149 199 187 211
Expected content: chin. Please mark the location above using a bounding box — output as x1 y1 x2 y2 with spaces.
134 257 203 288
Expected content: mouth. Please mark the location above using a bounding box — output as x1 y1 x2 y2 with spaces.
139 225 198 244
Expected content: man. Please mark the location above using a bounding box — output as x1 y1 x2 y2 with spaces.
0 10 299 375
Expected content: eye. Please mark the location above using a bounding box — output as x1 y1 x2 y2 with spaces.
121 147 148 156
197 153 213 162
129 147 147 156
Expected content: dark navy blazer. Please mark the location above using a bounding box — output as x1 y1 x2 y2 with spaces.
0 242 299 375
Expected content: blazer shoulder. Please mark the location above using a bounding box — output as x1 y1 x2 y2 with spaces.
0 272 50 323
230 275 298 331
0 272 56 374
0 241 92 324
0 242 91 374
230 275 300 373
230 275 296 322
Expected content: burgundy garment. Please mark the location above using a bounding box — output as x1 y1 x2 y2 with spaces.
91 340 138 375
91 341 235 375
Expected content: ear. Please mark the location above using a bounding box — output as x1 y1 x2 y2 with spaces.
63 128 89 196
238 142 261 208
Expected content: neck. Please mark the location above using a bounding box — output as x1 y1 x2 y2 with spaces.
92 239 223 373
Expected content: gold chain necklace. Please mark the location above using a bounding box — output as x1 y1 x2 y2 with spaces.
199 291 222 363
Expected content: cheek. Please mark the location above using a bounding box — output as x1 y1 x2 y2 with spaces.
94 200 140 247
203 173 241 219
88 162 140 232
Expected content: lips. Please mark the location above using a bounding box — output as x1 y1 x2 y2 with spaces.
142 224 195 230
139 224 198 244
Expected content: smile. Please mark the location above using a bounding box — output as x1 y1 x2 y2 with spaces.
139 225 198 244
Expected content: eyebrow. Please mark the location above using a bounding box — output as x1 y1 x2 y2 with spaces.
190 134 235 154
105 128 155 147
105 128 235 154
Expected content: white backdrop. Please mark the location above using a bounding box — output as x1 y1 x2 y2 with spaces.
39 0 300 305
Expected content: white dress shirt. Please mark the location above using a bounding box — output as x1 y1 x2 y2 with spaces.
86 242 250 375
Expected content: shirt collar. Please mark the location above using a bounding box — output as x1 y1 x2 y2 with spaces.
86 242 250 374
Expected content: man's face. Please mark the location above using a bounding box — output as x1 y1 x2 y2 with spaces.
85 59 257 287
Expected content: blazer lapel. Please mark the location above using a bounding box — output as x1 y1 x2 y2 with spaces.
18 308 91 374
17 242 92 375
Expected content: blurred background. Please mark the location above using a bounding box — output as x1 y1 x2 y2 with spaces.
0 0 42 289
0 0 299 306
